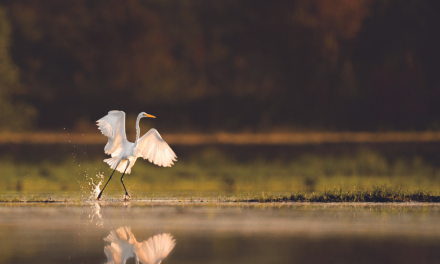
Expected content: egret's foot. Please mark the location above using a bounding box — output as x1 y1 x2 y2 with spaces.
123 194 131 201
96 191 104 201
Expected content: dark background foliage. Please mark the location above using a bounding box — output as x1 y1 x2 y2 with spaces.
0 0 438 132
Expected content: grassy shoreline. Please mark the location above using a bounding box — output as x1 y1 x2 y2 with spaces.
1 185 439 203
250 185 439 203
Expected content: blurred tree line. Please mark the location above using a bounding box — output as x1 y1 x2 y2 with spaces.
0 0 438 132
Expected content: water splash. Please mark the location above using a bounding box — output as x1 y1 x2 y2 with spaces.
91 181 102 200
86 172 104 227
88 172 104 201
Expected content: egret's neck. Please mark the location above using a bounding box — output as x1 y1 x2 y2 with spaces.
135 115 142 144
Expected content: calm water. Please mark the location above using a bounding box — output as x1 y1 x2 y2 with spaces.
1 202 440 264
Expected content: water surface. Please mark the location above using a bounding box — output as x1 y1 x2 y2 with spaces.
1 202 440 264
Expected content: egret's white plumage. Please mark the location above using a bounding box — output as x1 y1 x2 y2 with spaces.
133 129 177 168
96 110 177 199
97 110 177 172
97 111 128 158
103 227 176 264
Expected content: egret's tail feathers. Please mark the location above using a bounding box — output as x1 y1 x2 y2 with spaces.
104 157 119 171
104 158 132 174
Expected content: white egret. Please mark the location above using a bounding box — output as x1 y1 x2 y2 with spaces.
96 110 177 199
104 226 176 264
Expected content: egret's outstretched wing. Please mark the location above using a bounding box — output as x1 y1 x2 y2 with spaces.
97 111 128 157
133 129 177 167
134 233 176 264
104 226 138 264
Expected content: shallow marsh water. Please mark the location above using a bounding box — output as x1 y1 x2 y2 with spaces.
1 202 440 264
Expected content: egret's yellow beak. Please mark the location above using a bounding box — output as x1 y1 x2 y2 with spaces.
144 113 156 118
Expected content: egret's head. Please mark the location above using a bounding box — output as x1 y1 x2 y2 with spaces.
140 112 156 118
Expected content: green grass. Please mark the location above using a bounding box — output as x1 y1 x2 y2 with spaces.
248 184 439 203
1 148 440 194
1 184 439 203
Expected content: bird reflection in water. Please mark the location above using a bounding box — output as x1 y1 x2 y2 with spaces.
88 202 104 227
104 226 176 264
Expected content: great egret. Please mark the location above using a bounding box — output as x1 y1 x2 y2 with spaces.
96 110 177 199
104 226 176 264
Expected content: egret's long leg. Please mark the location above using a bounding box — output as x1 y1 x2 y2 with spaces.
120 161 130 196
97 169 116 200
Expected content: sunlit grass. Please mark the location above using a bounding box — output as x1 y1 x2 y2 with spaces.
1 184 439 203
1 149 440 194
248 184 438 203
